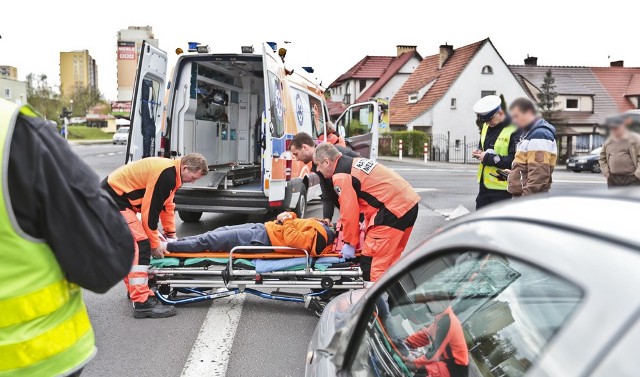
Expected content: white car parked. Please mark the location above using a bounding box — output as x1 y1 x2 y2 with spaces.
112 127 130 145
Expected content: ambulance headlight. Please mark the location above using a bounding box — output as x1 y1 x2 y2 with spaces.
197 45 210 54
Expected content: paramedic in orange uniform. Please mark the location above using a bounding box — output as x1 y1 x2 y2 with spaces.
313 143 420 282
101 153 208 318
403 289 469 377
318 121 346 147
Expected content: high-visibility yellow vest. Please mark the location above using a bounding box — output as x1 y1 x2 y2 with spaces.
477 122 517 190
0 99 95 377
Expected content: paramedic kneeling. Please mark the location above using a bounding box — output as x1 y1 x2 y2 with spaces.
313 143 420 282
102 153 208 318
166 212 335 255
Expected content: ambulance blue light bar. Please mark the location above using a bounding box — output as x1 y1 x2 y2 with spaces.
266 42 277 52
302 67 314 73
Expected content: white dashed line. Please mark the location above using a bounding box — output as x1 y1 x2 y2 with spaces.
181 295 244 377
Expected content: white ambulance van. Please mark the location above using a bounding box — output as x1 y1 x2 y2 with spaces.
126 42 380 222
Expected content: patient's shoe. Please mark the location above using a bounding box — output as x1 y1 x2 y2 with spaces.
133 296 177 319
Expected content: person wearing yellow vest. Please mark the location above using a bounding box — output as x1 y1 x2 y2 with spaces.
0 99 134 376
472 95 520 209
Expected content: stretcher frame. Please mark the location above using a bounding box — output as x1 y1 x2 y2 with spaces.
151 245 364 315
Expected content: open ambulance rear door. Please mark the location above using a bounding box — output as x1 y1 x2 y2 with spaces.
261 43 288 204
125 41 168 163
334 101 380 161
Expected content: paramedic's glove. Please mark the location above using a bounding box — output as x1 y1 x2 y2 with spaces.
342 243 356 259
164 232 178 242
277 212 293 222
151 246 166 259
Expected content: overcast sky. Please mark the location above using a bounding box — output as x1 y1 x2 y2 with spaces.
1 0 637 101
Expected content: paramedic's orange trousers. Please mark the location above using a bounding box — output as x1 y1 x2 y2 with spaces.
361 204 419 282
121 209 154 303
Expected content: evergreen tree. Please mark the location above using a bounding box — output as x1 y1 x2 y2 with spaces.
536 69 560 120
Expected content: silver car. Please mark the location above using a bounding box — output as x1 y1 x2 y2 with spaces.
306 192 640 377
112 126 130 145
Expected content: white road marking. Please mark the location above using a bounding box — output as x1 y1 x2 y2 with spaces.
181 295 244 377
96 154 105 157
107 152 116 156
413 188 437 193
393 168 476 173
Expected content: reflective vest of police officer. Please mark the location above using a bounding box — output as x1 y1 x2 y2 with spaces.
477 123 517 190
0 100 95 377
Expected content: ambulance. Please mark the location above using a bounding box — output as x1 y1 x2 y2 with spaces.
126 42 381 222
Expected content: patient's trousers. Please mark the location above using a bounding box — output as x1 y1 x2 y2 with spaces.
167 223 271 252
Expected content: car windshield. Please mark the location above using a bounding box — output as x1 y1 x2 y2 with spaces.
590 147 602 155
117 128 129 134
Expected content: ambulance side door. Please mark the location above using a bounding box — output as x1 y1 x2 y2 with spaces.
261 43 287 202
126 41 168 163
335 101 379 161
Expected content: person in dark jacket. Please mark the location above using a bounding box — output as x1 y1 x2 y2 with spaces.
289 132 359 223
508 98 557 196
3 99 134 377
471 95 520 209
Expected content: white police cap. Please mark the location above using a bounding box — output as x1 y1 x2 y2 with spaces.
473 95 502 120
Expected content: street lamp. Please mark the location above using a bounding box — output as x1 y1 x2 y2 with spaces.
69 99 74 114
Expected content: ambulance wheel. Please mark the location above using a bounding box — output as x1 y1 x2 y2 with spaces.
179 211 202 223
293 184 308 218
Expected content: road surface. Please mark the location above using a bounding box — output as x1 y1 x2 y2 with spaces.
74 144 606 377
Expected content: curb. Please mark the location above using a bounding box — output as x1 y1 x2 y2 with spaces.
69 139 114 146
377 156 476 169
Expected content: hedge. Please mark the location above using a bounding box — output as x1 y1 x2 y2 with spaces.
383 131 429 157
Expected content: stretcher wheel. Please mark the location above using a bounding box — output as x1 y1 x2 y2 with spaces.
309 298 327 317
158 284 171 296
320 277 334 290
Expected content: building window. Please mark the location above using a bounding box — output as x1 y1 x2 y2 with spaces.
3 88 11 99
450 98 457 109
481 65 494 74
359 79 367 92
455 139 461 149
565 98 580 110
342 93 351 105
408 92 418 104
481 90 496 98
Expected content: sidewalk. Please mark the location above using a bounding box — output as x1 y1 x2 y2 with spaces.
378 155 567 170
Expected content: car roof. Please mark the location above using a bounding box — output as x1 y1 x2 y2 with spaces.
466 190 640 249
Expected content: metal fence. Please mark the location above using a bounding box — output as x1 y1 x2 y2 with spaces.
429 132 479 164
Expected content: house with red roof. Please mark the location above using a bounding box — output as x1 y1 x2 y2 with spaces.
510 59 640 153
389 38 528 146
328 45 422 119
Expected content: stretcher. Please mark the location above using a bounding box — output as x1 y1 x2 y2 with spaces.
150 245 364 315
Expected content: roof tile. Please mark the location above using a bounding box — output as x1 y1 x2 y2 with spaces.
591 67 640 112
356 51 421 102
390 40 486 125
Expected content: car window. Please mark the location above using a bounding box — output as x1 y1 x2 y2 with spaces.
118 128 130 134
350 251 583 377
336 103 375 138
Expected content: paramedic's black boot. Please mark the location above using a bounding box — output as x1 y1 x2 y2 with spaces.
133 296 177 318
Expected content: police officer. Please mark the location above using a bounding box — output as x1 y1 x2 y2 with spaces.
0 99 134 376
472 95 520 209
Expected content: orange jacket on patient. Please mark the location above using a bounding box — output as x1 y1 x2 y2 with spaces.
264 213 333 256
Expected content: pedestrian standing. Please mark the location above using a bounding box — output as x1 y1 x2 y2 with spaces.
508 98 558 196
599 116 640 188
0 99 134 377
471 95 520 209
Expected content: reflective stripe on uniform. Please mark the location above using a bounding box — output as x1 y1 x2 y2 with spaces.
0 303 92 370
128 277 148 285
130 265 149 273
0 279 73 328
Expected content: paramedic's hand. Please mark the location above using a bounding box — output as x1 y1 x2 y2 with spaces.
342 243 356 259
322 218 332 226
151 246 166 259
277 212 293 222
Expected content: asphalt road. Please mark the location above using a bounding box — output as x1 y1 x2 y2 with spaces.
74 144 607 377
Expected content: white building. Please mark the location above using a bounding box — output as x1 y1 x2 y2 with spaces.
390 39 528 146
0 66 27 105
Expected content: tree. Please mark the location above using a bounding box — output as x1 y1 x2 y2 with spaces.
26 73 62 121
69 86 105 117
536 69 560 121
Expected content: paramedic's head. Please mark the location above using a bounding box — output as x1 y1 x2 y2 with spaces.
180 153 208 184
290 132 316 164
326 121 336 134
313 143 342 178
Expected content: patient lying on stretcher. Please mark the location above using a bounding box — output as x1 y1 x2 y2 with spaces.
166 212 342 257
